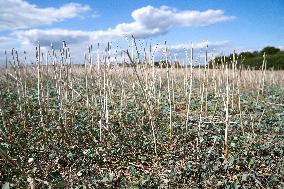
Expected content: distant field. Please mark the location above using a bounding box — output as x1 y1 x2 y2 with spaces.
0 45 284 188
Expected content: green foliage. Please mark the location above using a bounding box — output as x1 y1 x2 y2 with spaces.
260 46 280 55
209 46 284 69
242 52 284 69
1 50 284 188
239 51 255 58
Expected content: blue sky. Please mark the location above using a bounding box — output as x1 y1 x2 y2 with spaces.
0 0 283 62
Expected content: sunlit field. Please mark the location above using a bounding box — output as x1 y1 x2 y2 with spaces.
0 42 284 188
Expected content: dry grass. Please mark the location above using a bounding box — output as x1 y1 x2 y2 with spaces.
0 44 284 188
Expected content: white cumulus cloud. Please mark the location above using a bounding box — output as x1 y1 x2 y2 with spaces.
0 0 91 31
13 5 235 46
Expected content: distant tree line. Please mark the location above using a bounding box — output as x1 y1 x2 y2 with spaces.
83 46 284 70
117 60 183 68
209 46 284 70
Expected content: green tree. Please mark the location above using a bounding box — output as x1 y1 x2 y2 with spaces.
260 46 280 55
239 51 255 58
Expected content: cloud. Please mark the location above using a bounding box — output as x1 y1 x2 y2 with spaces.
2 4 234 64
0 36 22 52
14 29 92 47
0 0 90 31
0 36 13 44
130 6 234 32
91 5 235 39
278 45 284 50
170 40 230 50
13 5 234 46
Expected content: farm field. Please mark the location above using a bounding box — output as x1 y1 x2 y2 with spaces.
0 44 284 188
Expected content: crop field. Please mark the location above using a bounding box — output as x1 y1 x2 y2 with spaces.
0 43 284 188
